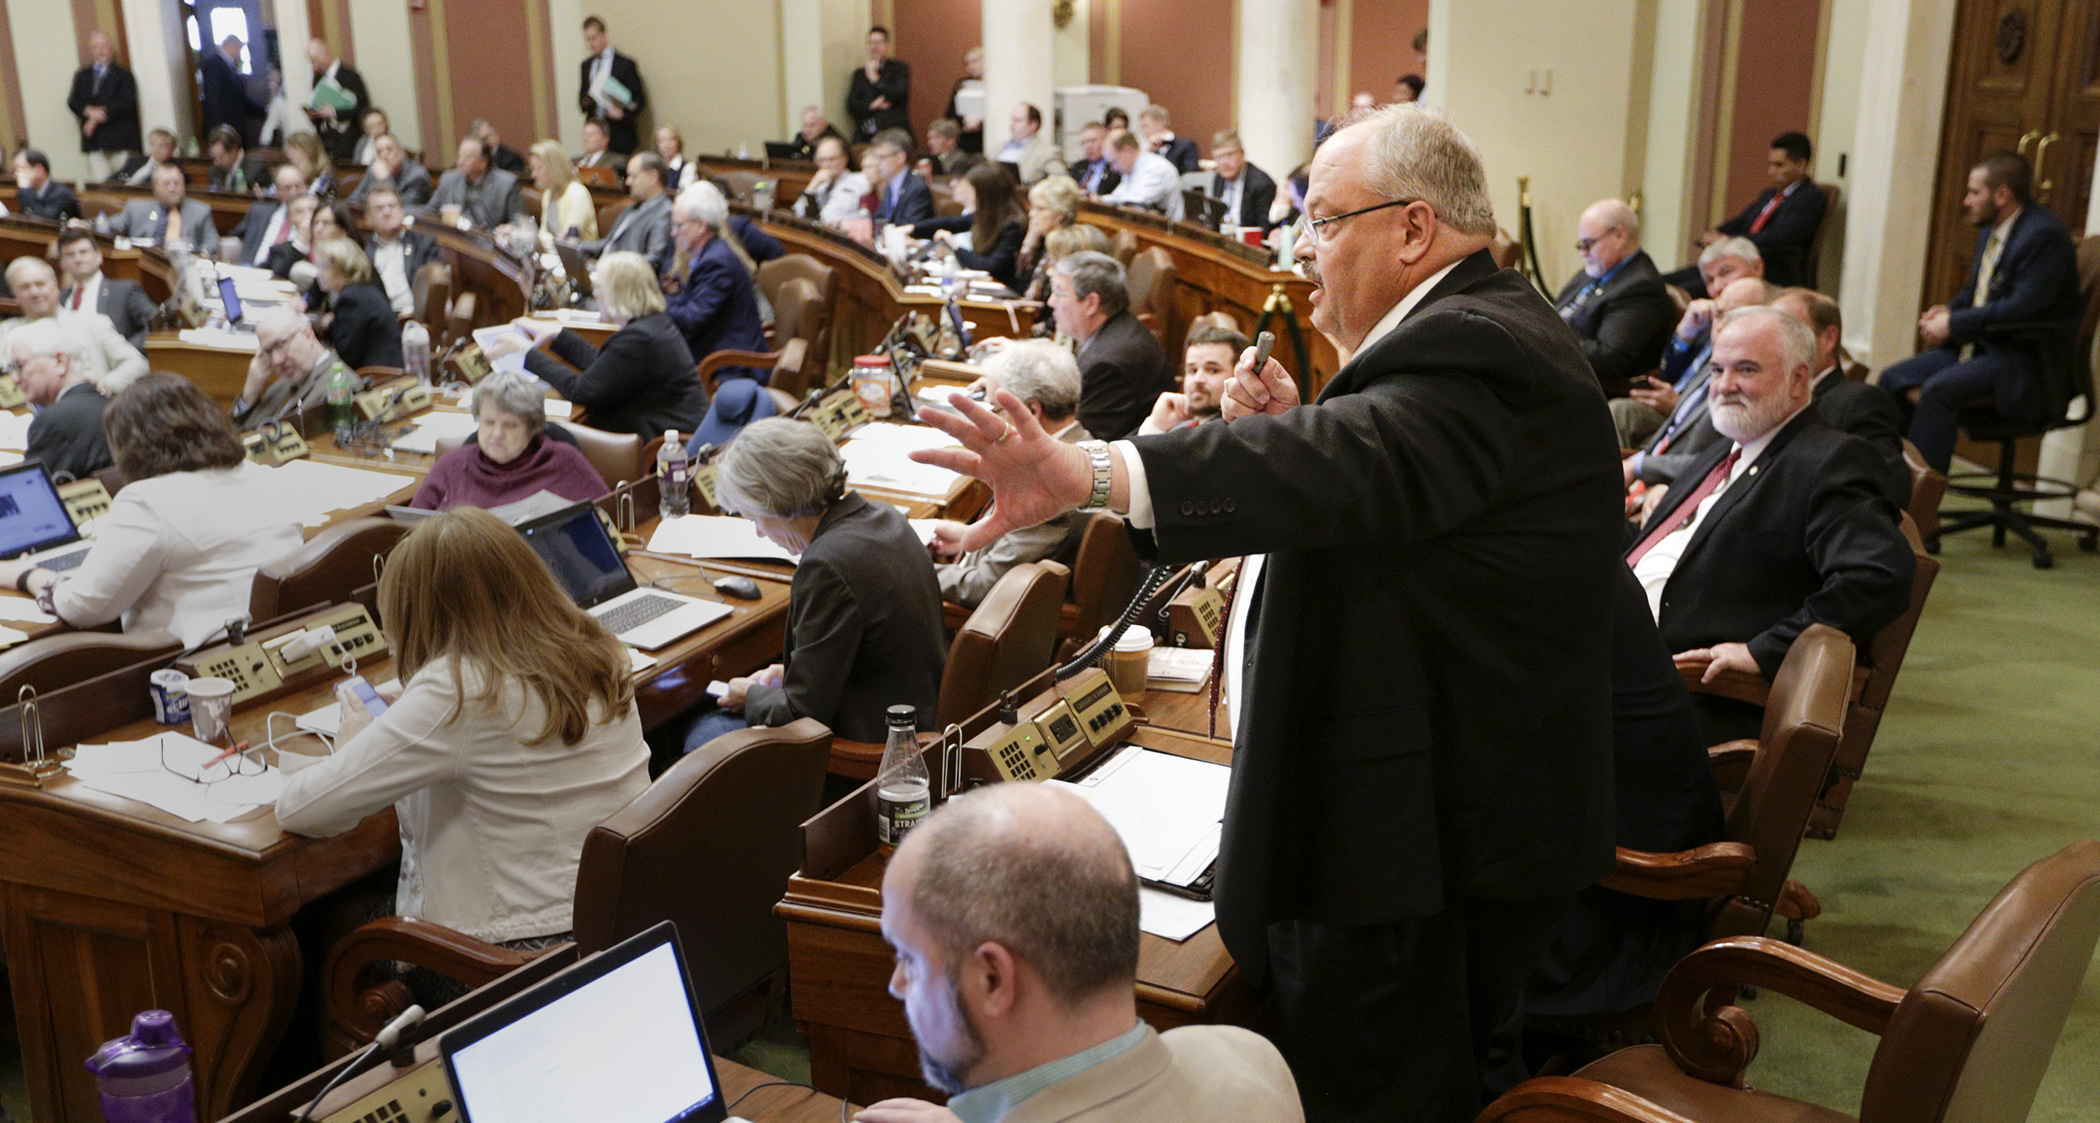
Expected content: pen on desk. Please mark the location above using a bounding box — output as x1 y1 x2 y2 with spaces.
205 740 251 767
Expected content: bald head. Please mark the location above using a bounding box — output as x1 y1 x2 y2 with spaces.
1716 276 1775 315
1576 198 1640 276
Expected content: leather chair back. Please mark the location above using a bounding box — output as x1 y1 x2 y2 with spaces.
1063 512 1145 652
1903 442 1948 542
1815 521 1939 838
595 195 635 235
1127 247 1177 339
757 255 837 360
570 718 833 1020
771 277 823 352
410 261 451 332
249 517 408 622
936 561 1070 726
445 290 478 351
518 186 542 222
714 170 765 205
1110 228 1139 268
1490 228 1522 270
932 184 965 218
1712 623 1852 937
0 630 181 699
1857 838 2100 1123
561 420 645 488
1804 182 1841 288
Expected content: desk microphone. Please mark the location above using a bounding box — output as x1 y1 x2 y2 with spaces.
291 1005 426 1122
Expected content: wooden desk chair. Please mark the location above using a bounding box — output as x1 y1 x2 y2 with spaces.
249 517 407 622
517 185 542 222
1803 181 1841 289
1481 837 2100 1123
0 630 180 699
697 334 811 399
1110 228 1139 268
931 184 963 218
1059 512 1144 657
1492 227 1523 270
1127 247 1178 341
323 718 834 1055
408 261 451 332
444 291 478 352
757 254 838 364
594 195 635 236
830 560 1070 779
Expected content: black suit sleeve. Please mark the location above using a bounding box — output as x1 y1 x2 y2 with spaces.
118 284 157 349
1581 286 1674 386
1745 442 1915 677
620 57 647 115
743 557 860 730
526 326 659 413
954 220 1026 289
328 286 404 370
1243 169 1278 230
1753 186 1826 255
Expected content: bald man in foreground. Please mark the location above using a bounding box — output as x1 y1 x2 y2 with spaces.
861 784 1303 1123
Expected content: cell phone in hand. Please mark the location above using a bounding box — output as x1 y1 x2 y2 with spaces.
342 675 390 718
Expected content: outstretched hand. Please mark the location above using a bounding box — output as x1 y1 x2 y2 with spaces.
1221 346 1299 421
911 390 1093 554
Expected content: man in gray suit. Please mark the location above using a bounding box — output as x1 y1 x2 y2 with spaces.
56 229 156 349
581 152 674 274
427 136 528 231
112 165 216 254
347 134 433 210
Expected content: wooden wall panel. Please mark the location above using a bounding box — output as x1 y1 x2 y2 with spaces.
1118 0 1233 152
892 0 980 143
1722 0 1821 210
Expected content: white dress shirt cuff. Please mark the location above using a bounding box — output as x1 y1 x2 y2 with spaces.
1112 439 1154 529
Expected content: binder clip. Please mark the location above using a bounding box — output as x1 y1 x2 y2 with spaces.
0 685 64 788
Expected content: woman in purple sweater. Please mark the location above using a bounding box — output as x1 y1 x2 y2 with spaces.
410 372 607 510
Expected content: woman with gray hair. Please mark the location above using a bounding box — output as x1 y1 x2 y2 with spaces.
681 417 946 753
409 370 606 510
484 250 707 440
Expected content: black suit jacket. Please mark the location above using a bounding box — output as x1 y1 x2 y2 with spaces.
24 382 114 481
233 199 296 265
1943 204 2083 420
846 59 911 141
489 143 528 176
309 65 370 163
523 312 706 442
17 181 79 222
1209 164 1278 231
326 282 404 370
199 52 259 141
1553 251 1676 393
1715 180 1827 286
1155 136 1200 175
1640 410 1915 678
578 51 649 154
208 156 269 195
1075 158 1120 196
1076 310 1176 440
68 63 141 153
1131 250 1622 976
741 493 947 742
1812 371 1909 506
67 277 157 349
874 172 935 227
366 229 444 309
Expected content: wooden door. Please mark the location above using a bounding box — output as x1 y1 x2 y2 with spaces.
1922 0 2096 309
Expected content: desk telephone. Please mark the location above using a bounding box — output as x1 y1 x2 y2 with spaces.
178 603 389 705
55 478 114 525
0 379 25 410
242 422 312 465
357 377 433 424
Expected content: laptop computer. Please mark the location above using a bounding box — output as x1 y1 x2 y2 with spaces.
0 462 94 572
762 140 801 161
553 240 597 301
1182 189 1229 232
440 921 728 1123
516 501 731 650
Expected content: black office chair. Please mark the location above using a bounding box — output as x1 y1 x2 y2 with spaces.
1930 237 2100 568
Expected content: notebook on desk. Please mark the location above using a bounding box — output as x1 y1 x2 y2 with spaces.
440 921 729 1123
0 462 94 571
516 500 731 650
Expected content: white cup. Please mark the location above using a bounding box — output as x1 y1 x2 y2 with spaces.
1102 626 1155 700
186 676 237 747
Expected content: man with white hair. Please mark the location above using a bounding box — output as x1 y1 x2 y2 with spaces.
911 104 1624 1119
7 319 114 479
667 184 768 380
1630 305 1914 743
0 256 149 395
230 305 357 427
927 340 1092 607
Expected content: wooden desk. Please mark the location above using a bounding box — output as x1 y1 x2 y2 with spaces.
145 331 256 406
0 217 178 302
778 720 1247 1105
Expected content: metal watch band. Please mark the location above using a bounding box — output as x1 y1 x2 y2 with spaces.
1078 440 1114 510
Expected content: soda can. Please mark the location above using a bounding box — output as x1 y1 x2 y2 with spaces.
150 669 191 724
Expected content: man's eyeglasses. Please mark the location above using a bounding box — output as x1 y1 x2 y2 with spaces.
1295 197 1419 245
1575 227 1622 253
258 334 298 357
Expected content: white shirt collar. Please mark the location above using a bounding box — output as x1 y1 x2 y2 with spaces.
1991 206 2021 243
1348 258 1465 363
1813 364 1840 387
322 60 340 82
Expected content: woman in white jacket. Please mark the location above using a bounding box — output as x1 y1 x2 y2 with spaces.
278 507 650 989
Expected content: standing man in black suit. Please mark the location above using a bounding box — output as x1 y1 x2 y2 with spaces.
304 38 369 164
56 230 157 350
847 26 911 144
11 150 80 222
1878 151 2082 473
199 36 261 144
1772 287 1910 506
578 15 647 156
1207 131 1277 232
1631 306 1913 744
1667 132 1827 294
1554 198 1674 397
916 106 1623 1120
1043 251 1175 440
68 31 141 182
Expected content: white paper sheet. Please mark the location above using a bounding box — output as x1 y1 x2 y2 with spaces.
177 328 261 352
390 410 481 454
1047 747 1229 886
646 516 799 563
0 410 33 452
254 459 418 525
65 731 282 823
0 596 54 626
840 439 962 497
1138 888 1215 941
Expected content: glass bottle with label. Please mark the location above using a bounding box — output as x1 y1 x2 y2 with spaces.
875 704 930 855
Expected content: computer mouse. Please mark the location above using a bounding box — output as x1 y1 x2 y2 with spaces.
714 575 763 600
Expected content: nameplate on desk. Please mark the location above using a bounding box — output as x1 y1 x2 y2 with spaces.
56 478 113 525
0 381 24 410
691 460 719 510
356 378 431 423
809 390 871 441
242 426 310 465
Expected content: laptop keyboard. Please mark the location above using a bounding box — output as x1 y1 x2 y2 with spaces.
40 547 91 572
595 593 685 635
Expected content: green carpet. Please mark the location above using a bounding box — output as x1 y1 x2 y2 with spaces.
1734 522 2100 1120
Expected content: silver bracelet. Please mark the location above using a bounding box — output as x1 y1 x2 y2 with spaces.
1077 440 1114 510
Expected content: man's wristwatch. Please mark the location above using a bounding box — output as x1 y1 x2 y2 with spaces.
1077 440 1114 511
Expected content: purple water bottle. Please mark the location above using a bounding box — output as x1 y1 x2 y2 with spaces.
84 1010 197 1123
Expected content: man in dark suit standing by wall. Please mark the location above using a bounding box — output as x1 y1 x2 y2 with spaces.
55 230 156 350
200 36 260 145
847 26 910 144
578 15 648 156
304 38 369 164
1667 132 1827 294
913 106 1623 1121
1878 151 2081 473
1554 198 1674 397
68 31 140 183
1207 130 1277 232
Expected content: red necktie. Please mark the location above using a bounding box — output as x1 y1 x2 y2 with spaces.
273 213 292 243
1748 188 1787 234
1627 448 1741 567
70 287 84 311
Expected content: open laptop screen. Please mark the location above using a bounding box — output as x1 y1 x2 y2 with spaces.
516 501 634 609
442 924 725 1123
0 463 81 557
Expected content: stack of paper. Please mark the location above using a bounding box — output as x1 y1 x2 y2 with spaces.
178 328 260 352
1148 648 1215 693
646 515 799 563
840 428 963 497
65 732 284 823
389 410 481 454
0 599 59 627
1047 746 1230 940
253 459 418 526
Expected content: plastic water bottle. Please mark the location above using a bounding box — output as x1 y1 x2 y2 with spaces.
658 430 690 519
325 363 360 439
85 1010 197 1123
875 704 930 855
402 320 432 385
